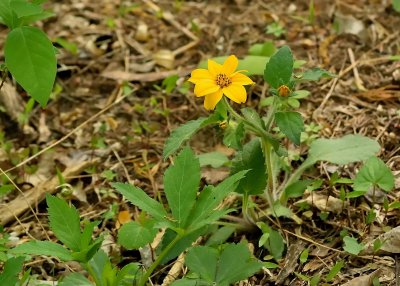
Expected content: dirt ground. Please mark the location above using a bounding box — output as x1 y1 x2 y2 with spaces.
0 0 400 285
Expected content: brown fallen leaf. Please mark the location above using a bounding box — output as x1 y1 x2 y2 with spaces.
342 269 381 286
101 68 193 82
362 225 400 255
296 193 348 214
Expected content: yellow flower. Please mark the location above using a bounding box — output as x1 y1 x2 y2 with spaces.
188 55 254 110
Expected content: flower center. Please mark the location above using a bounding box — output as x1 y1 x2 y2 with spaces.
215 73 232 88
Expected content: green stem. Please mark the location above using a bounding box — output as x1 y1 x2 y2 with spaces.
262 140 276 200
263 96 277 132
138 233 183 286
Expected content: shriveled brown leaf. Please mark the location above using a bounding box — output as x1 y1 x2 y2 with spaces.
342 269 381 286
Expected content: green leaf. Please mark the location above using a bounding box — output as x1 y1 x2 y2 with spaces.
205 226 236 247
299 68 335 81
264 45 293 88
171 279 211 286
299 248 308 263
0 256 25 285
353 156 394 193
343 236 364 255
230 139 266 195
164 147 200 227
112 183 168 224
282 180 312 202
241 107 265 129
393 0 400 12
87 250 117 286
263 229 285 260
118 220 158 250
46 194 82 252
188 171 248 230
275 111 304 145
223 121 245 149
185 246 218 282
216 243 263 285
198 152 229 168
59 273 93 286
307 135 380 165
0 1 20 28
163 117 209 159
80 221 100 250
325 260 344 282
248 41 276 57
5 26 56 107
116 263 141 286
10 0 42 18
11 240 74 261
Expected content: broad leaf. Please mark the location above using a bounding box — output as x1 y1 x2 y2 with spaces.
343 236 364 255
299 68 335 81
163 117 208 159
171 279 211 286
46 194 82 252
116 263 141 286
248 41 276 57
11 240 74 261
223 121 245 150
0 256 25 285
87 250 117 286
353 156 394 193
198 152 229 168
275 111 304 145
164 147 200 227
59 273 93 286
5 26 56 107
263 229 285 260
185 246 218 282
264 45 293 88
216 243 263 285
0 0 20 28
118 220 157 250
393 0 400 12
282 180 312 202
241 107 264 129
307 135 380 165
10 0 42 18
112 183 168 223
230 139 266 195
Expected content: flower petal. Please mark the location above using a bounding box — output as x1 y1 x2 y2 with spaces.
208 59 222 76
221 55 239 76
223 84 247 104
230 72 254 85
204 89 223 110
188 68 214 83
194 80 220 97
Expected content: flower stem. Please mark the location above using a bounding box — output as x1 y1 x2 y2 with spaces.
138 233 183 286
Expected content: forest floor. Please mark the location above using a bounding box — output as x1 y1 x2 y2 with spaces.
1 0 400 285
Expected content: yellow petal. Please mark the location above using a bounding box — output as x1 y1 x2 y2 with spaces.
223 84 247 104
230 72 254 85
194 80 220 97
188 69 213 83
204 89 223 110
221 55 238 76
208 59 222 76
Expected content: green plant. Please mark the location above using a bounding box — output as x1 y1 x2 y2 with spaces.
266 22 286 37
0 0 57 107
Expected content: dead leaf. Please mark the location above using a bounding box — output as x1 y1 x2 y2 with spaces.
101 68 192 82
116 210 132 229
362 226 400 255
297 193 348 214
342 269 381 286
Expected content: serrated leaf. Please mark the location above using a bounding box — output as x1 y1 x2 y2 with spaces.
118 220 157 250
188 171 247 230
11 240 74 261
80 221 99 250
164 147 200 227
0 256 25 285
353 156 394 193
307 135 380 165
264 45 293 88
230 139 266 195
241 107 264 129
185 246 218 282
198 152 229 168
163 117 208 159
216 243 263 285
5 26 56 107
46 194 82 252
275 111 304 145
300 68 335 81
59 273 93 286
112 183 168 224
343 236 364 255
